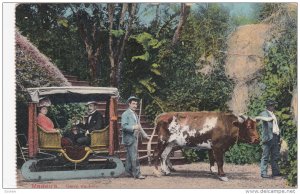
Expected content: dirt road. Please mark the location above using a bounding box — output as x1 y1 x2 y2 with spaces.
17 162 293 189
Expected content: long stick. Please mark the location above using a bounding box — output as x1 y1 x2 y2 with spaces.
135 99 143 161
138 99 142 124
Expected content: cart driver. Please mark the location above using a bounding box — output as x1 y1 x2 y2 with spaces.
37 97 58 132
76 101 104 146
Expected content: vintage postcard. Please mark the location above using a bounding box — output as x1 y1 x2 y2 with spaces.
2 1 298 193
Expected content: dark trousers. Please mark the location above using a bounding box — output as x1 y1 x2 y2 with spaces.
260 134 280 176
76 136 91 146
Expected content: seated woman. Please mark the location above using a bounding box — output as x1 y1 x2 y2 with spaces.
37 97 57 132
37 97 73 147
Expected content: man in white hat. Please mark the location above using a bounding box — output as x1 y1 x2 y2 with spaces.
121 96 149 179
76 101 104 146
37 97 57 132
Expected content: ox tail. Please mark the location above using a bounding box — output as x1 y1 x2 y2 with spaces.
147 113 164 166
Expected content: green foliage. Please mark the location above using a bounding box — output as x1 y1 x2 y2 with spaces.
182 149 198 163
225 144 261 164
246 7 297 185
276 108 297 186
120 32 163 101
231 14 257 26
139 78 157 94
133 4 235 138
182 149 208 163
130 32 163 62
16 4 93 82
131 32 163 49
47 103 86 132
57 18 69 27
257 3 284 21
183 4 230 58
111 29 125 38
151 4 233 114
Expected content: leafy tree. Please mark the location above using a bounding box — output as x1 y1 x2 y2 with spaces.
119 32 164 108
69 4 107 83
16 4 89 81
107 3 138 87
140 3 233 119
16 3 144 86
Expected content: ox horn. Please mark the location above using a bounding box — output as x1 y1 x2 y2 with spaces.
239 113 249 120
236 113 248 123
249 116 256 121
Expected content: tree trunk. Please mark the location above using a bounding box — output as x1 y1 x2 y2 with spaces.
108 3 137 87
172 3 190 45
154 4 160 30
74 7 102 83
116 3 137 87
108 3 117 87
119 3 128 29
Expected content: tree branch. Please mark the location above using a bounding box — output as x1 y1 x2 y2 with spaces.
108 3 116 86
119 3 128 29
172 3 190 45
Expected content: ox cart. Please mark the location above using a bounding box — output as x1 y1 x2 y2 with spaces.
19 86 125 181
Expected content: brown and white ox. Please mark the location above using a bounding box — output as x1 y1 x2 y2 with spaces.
147 112 260 181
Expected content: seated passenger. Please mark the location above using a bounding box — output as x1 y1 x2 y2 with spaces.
76 101 104 146
37 97 57 132
37 97 73 147
63 125 83 146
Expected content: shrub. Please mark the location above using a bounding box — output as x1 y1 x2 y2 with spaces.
225 144 261 164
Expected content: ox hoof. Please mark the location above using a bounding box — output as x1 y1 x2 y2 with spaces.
218 176 229 182
210 166 218 174
161 170 171 176
153 169 161 177
164 172 171 176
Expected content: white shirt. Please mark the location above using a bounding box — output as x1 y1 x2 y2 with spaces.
267 110 280 135
88 110 97 123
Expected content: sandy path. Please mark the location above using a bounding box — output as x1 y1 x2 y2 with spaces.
17 162 293 189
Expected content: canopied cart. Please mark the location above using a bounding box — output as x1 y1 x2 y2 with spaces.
20 86 125 181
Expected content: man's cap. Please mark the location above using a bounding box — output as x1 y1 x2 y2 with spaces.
126 96 139 104
86 101 98 105
38 97 51 107
266 99 277 106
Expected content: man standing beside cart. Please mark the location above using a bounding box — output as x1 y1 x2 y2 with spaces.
121 96 150 179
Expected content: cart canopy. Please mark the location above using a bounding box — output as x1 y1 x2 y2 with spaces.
27 86 119 104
